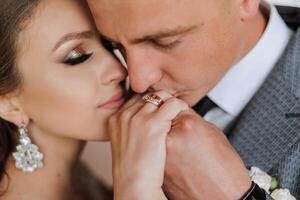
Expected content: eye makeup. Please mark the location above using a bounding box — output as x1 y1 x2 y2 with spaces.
63 46 93 66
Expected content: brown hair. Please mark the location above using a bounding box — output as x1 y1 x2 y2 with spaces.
0 0 40 194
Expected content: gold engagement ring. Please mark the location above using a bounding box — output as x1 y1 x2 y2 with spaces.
142 93 164 107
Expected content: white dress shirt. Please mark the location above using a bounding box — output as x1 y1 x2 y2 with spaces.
204 2 293 131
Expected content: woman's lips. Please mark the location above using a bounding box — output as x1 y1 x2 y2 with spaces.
98 92 125 109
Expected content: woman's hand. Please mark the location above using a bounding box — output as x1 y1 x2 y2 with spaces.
108 91 189 200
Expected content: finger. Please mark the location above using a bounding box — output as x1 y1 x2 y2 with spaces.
121 92 165 119
139 90 174 114
154 97 189 121
119 94 143 112
117 92 157 122
122 97 146 119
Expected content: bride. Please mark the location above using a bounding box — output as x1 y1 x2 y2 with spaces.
0 0 188 199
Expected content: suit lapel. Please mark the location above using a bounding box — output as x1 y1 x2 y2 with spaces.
228 28 300 172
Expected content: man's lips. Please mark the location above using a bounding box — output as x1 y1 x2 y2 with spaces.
98 92 125 109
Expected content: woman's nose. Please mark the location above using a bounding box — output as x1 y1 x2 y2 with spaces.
100 53 128 85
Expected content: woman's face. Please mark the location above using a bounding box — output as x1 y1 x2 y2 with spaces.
15 0 127 141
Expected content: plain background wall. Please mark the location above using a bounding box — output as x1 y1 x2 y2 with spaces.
81 142 112 185
80 0 300 187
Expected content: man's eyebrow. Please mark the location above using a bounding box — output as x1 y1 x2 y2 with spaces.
53 30 94 52
130 24 200 44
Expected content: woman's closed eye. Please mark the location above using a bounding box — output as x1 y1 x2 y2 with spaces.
63 47 93 66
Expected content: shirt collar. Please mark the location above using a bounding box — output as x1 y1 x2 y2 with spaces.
207 2 293 117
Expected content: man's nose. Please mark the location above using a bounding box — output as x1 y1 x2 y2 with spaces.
126 50 163 93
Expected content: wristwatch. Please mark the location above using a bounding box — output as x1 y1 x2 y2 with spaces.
240 181 266 200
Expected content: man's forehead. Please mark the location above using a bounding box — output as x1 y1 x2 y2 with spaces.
88 0 203 14
88 0 219 43
88 0 161 13
88 0 172 7
88 0 223 9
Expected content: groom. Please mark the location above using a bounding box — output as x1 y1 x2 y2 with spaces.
87 0 300 199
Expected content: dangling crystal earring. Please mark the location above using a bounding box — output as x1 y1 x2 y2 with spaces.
12 123 44 173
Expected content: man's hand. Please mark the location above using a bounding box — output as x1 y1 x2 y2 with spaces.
163 109 251 200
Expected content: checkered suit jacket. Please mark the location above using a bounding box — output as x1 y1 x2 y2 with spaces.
228 6 300 200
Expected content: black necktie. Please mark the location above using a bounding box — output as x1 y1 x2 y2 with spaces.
193 96 217 117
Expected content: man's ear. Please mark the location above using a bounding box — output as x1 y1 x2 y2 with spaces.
239 0 261 21
0 95 28 127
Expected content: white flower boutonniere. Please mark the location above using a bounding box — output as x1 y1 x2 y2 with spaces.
271 189 297 200
249 167 296 200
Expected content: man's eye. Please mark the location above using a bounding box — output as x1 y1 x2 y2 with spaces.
63 49 93 66
151 39 181 49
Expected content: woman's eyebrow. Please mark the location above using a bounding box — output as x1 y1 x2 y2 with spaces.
52 30 94 52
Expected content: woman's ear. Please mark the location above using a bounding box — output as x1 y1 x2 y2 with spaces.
0 95 28 127
239 0 261 21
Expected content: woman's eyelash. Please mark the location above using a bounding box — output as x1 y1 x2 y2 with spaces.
101 38 118 51
63 51 93 66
